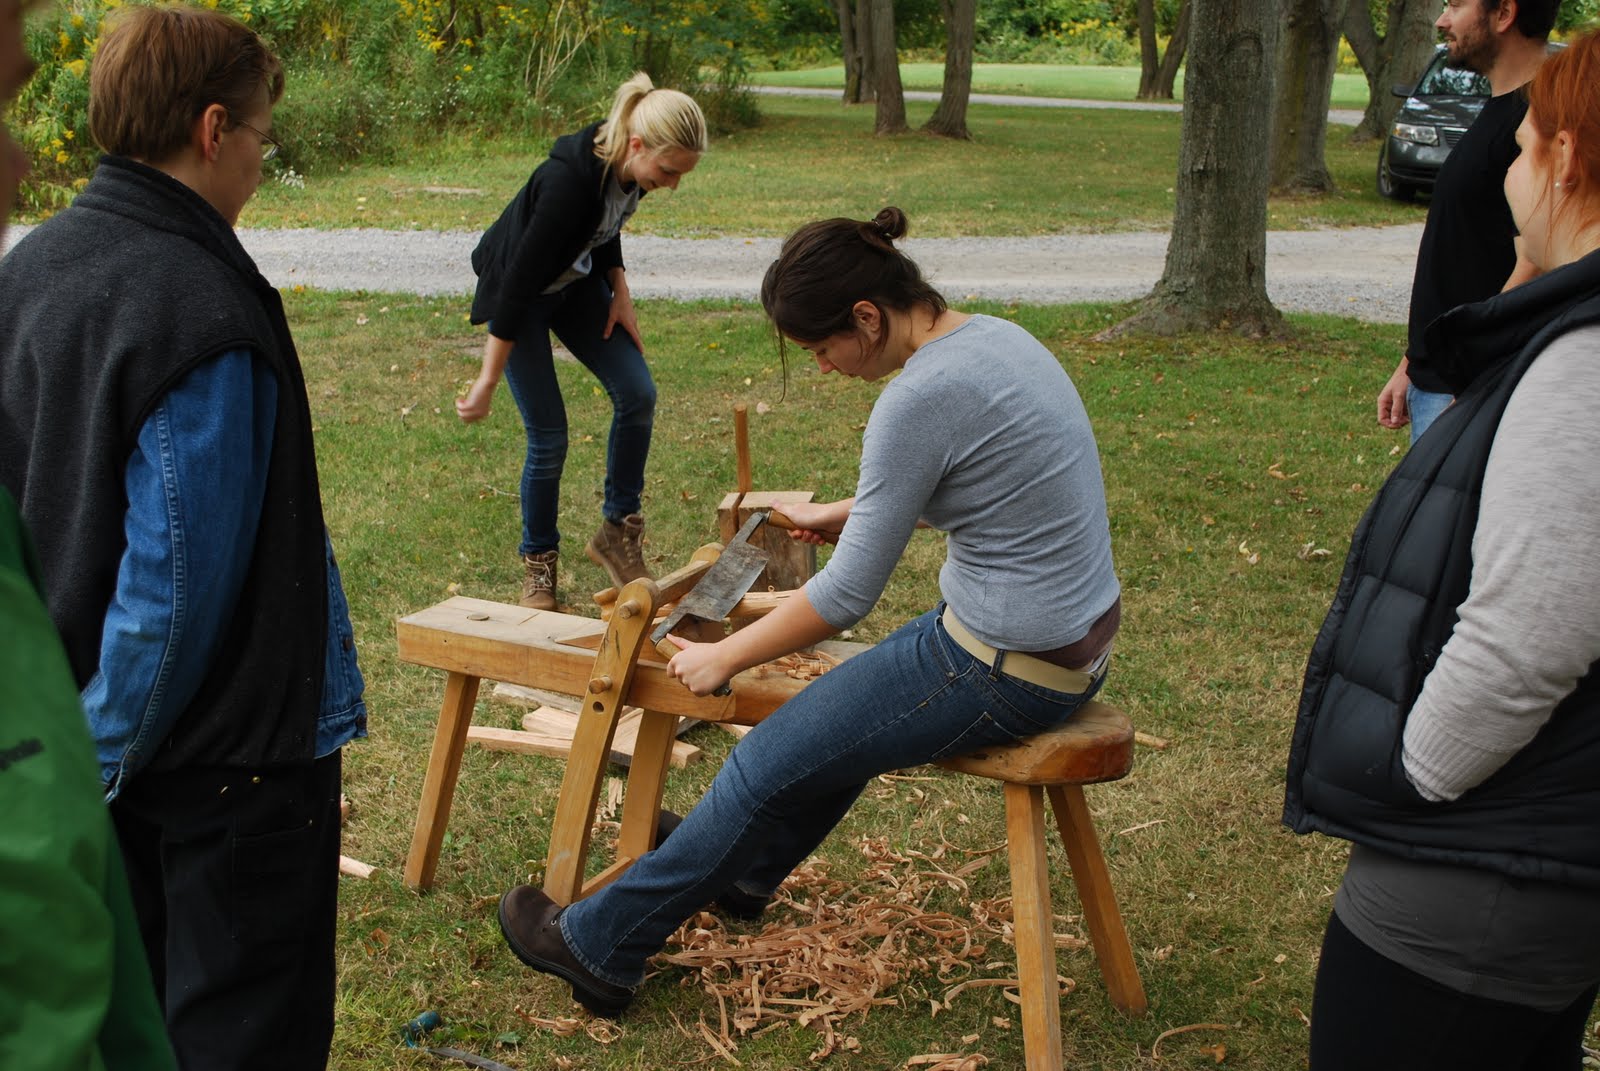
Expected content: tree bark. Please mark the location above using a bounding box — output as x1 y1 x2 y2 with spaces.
836 0 874 104
1104 0 1284 338
1153 0 1192 99
1344 0 1436 142
924 0 976 138
868 0 907 134
1270 0 1348 193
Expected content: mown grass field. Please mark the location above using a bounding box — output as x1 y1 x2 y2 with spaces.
245 95 1418 235
749 62 1374 112
297 288 1444 1070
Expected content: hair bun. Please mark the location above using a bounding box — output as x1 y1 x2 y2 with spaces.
870 207 909 242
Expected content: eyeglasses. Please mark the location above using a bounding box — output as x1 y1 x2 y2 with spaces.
233 117 282 162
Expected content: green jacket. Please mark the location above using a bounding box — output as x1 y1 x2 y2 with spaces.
0 488 175 1070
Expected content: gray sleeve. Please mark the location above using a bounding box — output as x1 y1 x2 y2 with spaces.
803 382 945 629
1402 326 1600 801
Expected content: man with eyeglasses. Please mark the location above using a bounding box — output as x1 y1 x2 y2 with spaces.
0 6 364 1068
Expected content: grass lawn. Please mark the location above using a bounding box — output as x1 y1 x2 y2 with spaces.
750 62 1373 112
246 96 1418 235
303 288 1444 1069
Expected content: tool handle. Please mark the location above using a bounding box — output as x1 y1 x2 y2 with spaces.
734 403 751 493
655 636 733 696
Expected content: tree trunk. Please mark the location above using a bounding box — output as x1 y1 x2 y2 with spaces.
924 0 976 139
1103 0 1284 338
1153 0 1192 99
1139 0 1193 101
1270 0 1347 193
837 0 873 104
1137 0 1160 98
1344 0 1436 142
868 0 906 134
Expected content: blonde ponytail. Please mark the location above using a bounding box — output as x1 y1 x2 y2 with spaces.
593 71 708 178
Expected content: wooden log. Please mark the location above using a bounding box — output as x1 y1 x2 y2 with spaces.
717 491 817 594
936 701 1134 785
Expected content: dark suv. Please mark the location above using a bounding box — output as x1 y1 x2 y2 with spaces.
1377 45 1491 202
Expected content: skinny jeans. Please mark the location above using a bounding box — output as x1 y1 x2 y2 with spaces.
1310 909 1597 1071
494 274 656 556
560 607 1107 987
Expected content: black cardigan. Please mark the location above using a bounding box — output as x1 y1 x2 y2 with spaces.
469 123 638 338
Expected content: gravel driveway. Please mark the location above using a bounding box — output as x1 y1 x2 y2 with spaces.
215 224 1420 323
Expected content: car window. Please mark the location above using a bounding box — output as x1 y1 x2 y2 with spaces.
1417 58 1491 97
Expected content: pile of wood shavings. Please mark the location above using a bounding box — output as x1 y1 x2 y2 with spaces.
649 834 1080 1065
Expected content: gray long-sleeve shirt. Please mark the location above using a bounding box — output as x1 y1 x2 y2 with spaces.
1339 324 1600 1011
1402 324 1600 801
804 315 1119 650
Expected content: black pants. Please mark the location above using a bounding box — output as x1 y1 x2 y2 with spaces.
112 752 342 1070
1311 909 1598 1071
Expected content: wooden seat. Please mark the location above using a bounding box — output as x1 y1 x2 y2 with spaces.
935 701 1147 1070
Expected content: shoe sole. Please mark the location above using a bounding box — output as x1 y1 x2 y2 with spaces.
497 895 631 1017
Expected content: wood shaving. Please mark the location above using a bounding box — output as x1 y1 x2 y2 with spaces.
649 835 1082 1064
1151 1022 1230 1060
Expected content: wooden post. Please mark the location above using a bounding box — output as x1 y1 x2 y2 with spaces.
404 671 482 890
1048 784 1148 1016
543 577 659 905
1004 782 1066 1071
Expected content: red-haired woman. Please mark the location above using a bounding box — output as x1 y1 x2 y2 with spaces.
1286 29 1600 1071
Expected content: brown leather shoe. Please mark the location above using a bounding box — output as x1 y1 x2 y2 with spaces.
498 885 634 1016
520 550 557 610
584 514 652 587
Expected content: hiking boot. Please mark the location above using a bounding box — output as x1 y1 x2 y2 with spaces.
520 550 558 610
585 514 652 588
498 885 635 1017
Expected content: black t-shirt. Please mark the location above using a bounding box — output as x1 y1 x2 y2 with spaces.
1406 89 1527 393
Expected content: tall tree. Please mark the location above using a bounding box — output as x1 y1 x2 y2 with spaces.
924 0 977 138
1345 0 1437 141
1104 0 1283 338
1137 0 1193 101
1270 0 1348 192
836 0 874 104
868 0 906 134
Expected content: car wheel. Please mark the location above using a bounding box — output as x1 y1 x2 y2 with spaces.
1377 142 1416 203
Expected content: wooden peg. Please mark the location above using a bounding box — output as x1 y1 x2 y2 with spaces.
587 675 613 694
616 600 639 619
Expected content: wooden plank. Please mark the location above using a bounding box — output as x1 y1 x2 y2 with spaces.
1004 782 1065 1071
397 596 870 725
491 682 581 711
1048 784 1147 1017
518 708 701 768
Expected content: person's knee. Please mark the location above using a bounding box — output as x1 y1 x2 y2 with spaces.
614 376 656 422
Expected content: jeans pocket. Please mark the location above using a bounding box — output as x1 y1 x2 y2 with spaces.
232 821 318 944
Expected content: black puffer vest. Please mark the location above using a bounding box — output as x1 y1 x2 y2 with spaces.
1284 249 1600 890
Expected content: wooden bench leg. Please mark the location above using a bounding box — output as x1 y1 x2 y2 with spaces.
1047 784 1148 1016
544 578 658 905
1004 782 1066 1071
404 671 482 891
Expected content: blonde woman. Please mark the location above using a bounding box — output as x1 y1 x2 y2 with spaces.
460 73 706 609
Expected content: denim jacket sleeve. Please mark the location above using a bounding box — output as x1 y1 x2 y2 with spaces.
318 531 367 757
85 350 276 796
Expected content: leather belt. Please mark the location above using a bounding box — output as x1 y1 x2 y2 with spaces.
941 607 1110 694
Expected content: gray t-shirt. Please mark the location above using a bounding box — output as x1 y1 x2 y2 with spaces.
544 173 640 294
805 314 1119 650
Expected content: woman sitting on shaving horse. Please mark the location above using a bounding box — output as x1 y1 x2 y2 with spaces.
497 206 1123 1015
459 73 706 610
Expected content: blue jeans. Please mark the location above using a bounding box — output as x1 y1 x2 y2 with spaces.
1407 385 1453 445
559 607 1107 987
494 274 656 556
